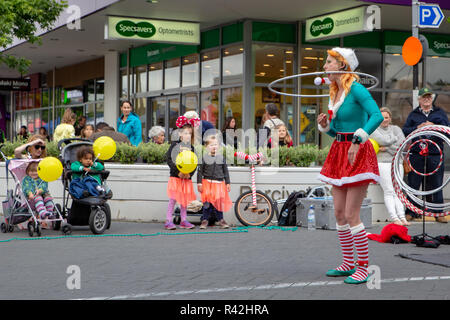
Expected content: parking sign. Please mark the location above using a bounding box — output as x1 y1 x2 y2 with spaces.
418 3 444 28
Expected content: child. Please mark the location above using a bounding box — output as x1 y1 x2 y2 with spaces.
165 116 199 230
268 124 293 148
69 146 105 198
197 134 232 229
22 161 55 219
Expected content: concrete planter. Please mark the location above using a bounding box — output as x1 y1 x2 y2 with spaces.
1 162 446 225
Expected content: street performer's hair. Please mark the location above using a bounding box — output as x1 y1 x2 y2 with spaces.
327 49 359 103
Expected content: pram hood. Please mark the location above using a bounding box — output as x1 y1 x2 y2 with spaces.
7 158 41 182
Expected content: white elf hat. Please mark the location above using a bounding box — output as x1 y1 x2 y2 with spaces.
331 47 359 71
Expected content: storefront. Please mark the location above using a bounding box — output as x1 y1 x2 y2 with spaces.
120 20 450 145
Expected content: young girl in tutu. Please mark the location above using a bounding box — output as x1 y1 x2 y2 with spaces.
165 116 199 230
197 134 232 229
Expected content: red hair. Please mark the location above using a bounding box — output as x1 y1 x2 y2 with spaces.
327 50 359 102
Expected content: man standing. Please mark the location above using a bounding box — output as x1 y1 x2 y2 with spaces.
75 116 87 136
402 88 449 223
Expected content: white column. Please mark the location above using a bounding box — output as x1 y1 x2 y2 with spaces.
104 51 120 129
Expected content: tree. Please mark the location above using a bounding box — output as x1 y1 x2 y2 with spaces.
0 0 67 75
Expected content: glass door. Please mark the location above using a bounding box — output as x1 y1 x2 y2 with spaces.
168 95 180 141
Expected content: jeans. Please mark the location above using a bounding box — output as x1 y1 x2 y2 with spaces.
201 202 223 222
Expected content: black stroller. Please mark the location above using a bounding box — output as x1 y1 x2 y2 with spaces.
58 138 112 234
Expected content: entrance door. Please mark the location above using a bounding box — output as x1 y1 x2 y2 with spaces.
148 95 181 142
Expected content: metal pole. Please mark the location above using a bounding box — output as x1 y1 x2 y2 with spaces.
412 1 420 108
52 67 55 134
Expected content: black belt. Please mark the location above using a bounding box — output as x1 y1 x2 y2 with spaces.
335 133 354 142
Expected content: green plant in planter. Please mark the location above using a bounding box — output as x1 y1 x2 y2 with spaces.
287 144 318 167
138 142 170 164
111 142 139 164
0 139 25 160
46 141 60 158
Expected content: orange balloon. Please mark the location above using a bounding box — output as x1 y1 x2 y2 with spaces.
402 36 423 66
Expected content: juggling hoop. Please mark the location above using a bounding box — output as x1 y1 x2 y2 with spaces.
267 71 379 98
392 125 450 217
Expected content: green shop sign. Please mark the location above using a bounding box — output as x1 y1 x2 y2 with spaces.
105 16 200 44
384 31 450 57
305 5 380 42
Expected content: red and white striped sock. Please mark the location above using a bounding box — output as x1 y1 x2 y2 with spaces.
349 223 369 281
335 224 355 272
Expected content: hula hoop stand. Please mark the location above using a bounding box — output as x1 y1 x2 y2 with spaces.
392 125 450 243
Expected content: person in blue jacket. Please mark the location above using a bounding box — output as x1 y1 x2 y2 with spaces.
117 100 142 146
402 88 449 223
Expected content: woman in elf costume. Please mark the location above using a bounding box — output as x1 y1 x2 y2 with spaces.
317 47 383 284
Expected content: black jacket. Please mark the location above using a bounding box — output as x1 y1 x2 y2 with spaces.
402 105 449 155
166 141 197 178
197 154 230 184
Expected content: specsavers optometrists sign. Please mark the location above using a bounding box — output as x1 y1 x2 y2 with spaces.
305 5 380 42
105 16 200 44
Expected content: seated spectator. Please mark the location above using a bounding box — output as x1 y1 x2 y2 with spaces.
14 135 47 159
53 108 76 143
81 124 95 140
18 126 29 141
148 126 165 144
75 116 87 136
268 124 293 148
90 122 131 144
39 127 51 142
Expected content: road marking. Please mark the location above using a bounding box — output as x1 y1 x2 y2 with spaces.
77 275 450 300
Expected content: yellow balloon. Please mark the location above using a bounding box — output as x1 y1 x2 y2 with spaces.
37 157 63 182
176 150 198 174
369 138 379 154
93 136 117 160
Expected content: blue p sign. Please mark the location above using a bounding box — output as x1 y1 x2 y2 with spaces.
419 4 444 28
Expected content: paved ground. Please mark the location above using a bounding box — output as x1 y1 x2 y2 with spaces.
0 219 449 302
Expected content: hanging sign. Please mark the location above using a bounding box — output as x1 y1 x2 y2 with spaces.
305 5 381 42
105 16 200 45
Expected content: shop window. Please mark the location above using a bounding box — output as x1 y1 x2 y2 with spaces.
183 93 198 114
165 58 180 89
27 112 34 133
35 89 41 109
354 50 382 89
201 50 220 88
254 44 294 84
426 56 450 91
134 65 148 93
201 90 219 128
168 96 180 137
120 69 128 99
87 79 96 102
182 54 199 87
96 102 104 125
222 45 243 85
151 97 165 128
385 54 422 90
385 92 413 127
42 89 49 108
28 91 34 109
96 79 104 101
86 103 95 125
149 62 163 91
41 109 49 133
222 87 242 130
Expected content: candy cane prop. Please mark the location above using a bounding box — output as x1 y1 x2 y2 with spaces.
235 152 263 205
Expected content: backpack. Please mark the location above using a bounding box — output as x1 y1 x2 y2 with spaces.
278 191 306 226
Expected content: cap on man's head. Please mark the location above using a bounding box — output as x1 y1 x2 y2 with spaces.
418 87 433 97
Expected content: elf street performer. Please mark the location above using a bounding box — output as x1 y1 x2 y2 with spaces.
317 48 383 284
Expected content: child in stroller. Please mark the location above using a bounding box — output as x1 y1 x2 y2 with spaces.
1 144 70 237
58 138 112 234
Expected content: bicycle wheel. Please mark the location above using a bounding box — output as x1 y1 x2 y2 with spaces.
234 190 274 226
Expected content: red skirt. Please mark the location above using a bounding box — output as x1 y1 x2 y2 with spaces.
318 137 380 188
201 179 232 213
167 177 197 208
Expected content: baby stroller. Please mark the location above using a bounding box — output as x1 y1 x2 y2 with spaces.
0 144 70 237
58 138 112 234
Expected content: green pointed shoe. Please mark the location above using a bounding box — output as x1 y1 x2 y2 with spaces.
344 275 370 284
326 268 356 277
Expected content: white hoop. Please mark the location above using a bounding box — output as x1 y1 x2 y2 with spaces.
267 71 380 98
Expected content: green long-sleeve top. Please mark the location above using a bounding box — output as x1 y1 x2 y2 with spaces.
22 176 49 197
321 81 383 141
70 161 104 184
